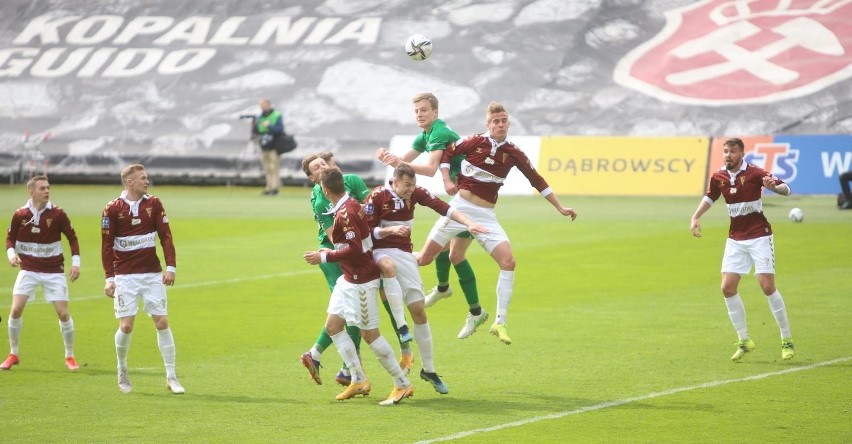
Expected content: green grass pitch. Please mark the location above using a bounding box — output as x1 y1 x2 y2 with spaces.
0 184 849 443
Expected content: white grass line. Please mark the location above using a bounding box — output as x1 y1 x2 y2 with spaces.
417 356 852 444
0 269 316 307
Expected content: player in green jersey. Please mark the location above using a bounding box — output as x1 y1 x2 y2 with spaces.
299 152 413 386
377 93 486 340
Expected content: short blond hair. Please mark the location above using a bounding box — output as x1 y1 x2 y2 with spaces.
121 164 146 183
486 101 507 119
412 93 438 111
27 175 49 190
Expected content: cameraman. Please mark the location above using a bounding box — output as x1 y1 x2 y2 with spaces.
254 98 285 195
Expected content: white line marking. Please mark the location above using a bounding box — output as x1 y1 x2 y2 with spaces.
416 356 852 444
0 269 316 308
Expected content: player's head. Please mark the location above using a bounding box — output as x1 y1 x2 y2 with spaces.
302 154 331 184
121 164 149 196
392 164 417 200
27 175 50 203
486 101 510 142
259 98 272 114
413 92 439 131
722 138 745 171
318 151 337 169
319 167 345 199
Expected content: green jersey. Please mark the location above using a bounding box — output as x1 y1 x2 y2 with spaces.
411 118 463 180
311 174 370 247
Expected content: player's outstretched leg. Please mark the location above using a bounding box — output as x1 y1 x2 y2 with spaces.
731 338 755 362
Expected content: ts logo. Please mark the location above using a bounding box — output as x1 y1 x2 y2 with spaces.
744 142 799 182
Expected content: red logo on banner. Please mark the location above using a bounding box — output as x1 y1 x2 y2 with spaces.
615 0 852 105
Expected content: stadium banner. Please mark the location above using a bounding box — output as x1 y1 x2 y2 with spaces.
386 135 540 196
539 136 709 196
706 135 852 194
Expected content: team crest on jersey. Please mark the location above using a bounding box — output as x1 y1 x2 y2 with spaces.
345 230 356 240
146 208 153 217
46 219 52 228
615 0 852 105
744 143 799 182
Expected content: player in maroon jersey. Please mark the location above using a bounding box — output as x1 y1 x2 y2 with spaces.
3 176 80 371
690 138 794 362
101 164 184 394
364 164 487 394
303 168 413 405
416 102 577 345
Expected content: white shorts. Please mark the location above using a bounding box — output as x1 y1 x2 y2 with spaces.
12 270 68 302
373 248 425 305
427 195 509 254
114 273 168 318
327 276 381 330
721 235 776 275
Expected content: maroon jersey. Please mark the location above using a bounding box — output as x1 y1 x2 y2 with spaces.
325 196 380 283
364 181 452 252
705 163 785 241
101 194 176 278
6 202 79 273
442 133 550 204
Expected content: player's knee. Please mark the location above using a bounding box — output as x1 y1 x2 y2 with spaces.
761 285 777 296
721 285 737 297
448 251 466 264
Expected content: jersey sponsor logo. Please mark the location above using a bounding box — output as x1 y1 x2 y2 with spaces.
15 240 62 257
727 199 763 217
461 159 506 184
114 232 157 251
615 0 852 105
744 143 799 182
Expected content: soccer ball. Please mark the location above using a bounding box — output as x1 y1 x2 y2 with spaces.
405 34 432 61
788 207 804 222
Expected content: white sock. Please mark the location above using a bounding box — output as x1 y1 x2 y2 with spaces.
495 270 514 324
8 316 22 355
369 335 409 387
330 331 365 382
115 329 131 370
382 276 408 329
767 290 791 338
413 321 434 373
724 294 749 340
59 318 74 358
309 345 321 362
157 328 177 379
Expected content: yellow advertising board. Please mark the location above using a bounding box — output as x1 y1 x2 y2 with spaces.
538 136 710 196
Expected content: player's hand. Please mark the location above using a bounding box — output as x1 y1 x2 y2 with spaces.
392 226 411 237
376 147 389 161
8 256 20 267
163 271 175 286
104 281 116 298
690 219 702 238
444 181 458 196
560 207 578 220
304 251 322 265
69 266 80 282
467 223 489 235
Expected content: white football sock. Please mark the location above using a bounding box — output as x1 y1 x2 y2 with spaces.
382 276 408 329
115 329 131 370
331 331 365 382
8 316 22 355
157 327 177 379
767 290 791 338
59 318 74 358
724 294 749 340
369 335 409 387
413 321 434 373
495 270 514 324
